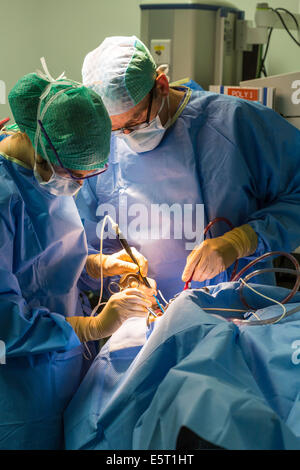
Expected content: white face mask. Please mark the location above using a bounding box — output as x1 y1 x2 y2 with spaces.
33 167 82 197
117 96 171 153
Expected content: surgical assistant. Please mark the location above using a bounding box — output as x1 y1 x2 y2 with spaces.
77 36 300 300
0 70 153 450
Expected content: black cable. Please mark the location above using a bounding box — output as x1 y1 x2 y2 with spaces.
280 114 300 118
275 7 299 30
271 7 300 47
258 27 273 77
257 7 300 77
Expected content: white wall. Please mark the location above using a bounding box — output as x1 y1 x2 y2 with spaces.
0 0 141 119
0 0 299 120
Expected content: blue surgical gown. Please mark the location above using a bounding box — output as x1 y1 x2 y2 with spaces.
64 283 300 450
76 88 300 301
0 150 89 449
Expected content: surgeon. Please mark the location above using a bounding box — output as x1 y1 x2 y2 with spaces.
0 69 154 450
79 35 300 300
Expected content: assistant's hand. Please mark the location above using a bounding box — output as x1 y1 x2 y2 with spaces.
100 286 155 326
182 224 258 283
66 286 155 341
126 276 158 307
86 247 148 278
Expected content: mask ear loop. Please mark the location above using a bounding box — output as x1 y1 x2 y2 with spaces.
164 94 171 129
157 95 165 116
156 94 171 130
155 70 171 128
147 93 168 130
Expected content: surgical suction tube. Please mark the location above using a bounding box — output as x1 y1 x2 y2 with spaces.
232 251 300 310
236 303 300 326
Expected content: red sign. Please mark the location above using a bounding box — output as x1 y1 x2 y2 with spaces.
227 88 259 101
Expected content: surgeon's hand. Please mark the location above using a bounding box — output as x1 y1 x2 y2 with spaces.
67 286 155 341
182 237 239 282
182 224 258 283
86 248 148 278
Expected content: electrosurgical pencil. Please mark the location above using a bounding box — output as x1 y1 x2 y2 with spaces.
112 224 165 314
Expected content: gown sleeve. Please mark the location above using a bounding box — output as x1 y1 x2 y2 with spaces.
0 195 80 357
234 101 300 254
201 96 300 255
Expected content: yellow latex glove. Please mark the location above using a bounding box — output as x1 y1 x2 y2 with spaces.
67 286 156 342
182 224 258 283
86 248 148 279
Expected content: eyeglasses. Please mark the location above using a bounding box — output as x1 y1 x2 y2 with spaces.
37 120 108 180
112 88 154 135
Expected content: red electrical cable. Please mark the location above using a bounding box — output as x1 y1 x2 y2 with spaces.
232 251 300 310
0 118 10 130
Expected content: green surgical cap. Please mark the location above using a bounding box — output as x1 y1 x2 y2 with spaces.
8 73 111 171
82 36 157 115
